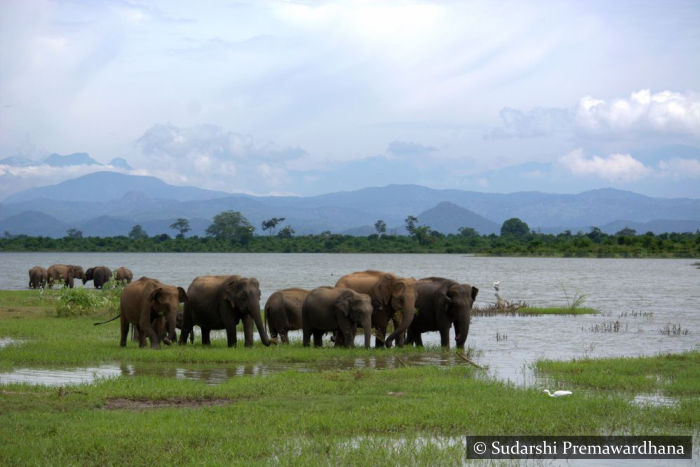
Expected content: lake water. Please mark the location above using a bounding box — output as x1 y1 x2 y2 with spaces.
1 253 698 385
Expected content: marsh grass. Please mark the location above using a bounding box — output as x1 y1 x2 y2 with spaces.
473 306 596 316
1 290 698 465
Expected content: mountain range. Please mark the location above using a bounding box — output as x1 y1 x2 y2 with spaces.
1 171 699 238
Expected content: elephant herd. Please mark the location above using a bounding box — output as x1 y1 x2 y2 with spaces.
28 264 133 289
112 269 478 351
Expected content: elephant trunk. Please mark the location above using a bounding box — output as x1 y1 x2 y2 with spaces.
454 311 470 350
362 315 372 348
252 308 271 347
384 304 416 348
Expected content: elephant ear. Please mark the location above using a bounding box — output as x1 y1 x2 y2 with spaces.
391 280 406 300
177 287 188 303
85 268 94 280
248 278 261 300
149 287 164 305
335 290 355 317
470 285 479 302
373 274 395 305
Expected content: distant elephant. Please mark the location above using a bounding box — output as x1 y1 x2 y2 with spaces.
179 275 271 348
119 276 187 349
85 266 112 289
114 267 133 284
264 288 310 344
302 286 373 348
335 270 417 348
28 266 48 289
406 277 479 349
47 264 86 288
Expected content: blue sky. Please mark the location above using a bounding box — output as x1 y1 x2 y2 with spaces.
1 0 699 199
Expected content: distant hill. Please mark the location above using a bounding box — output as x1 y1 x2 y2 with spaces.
1 172 699 237
414 201 500 234
0 211 68 237
600 219 700 235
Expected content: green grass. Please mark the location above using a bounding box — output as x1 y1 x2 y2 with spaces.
473 306 597 316
0 290 697 465
537 352 700 396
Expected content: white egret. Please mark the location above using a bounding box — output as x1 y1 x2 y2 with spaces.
543 389 572 398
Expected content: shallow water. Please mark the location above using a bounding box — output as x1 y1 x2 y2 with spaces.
1 253 698 385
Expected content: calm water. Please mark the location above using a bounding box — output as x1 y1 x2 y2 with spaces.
1 253 698 385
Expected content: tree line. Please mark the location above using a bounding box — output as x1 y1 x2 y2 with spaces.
2 210 698 257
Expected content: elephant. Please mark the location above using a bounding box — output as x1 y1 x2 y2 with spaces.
114 267 133 284
119 276 187 349
85 266 112 289
406 277 479 350
335 270 417 348
264 288 310 344
178 275 271 348
28 266 48 289
302 286 373 348
47 264 86 288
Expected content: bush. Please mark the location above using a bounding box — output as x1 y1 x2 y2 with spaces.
55 284 123 317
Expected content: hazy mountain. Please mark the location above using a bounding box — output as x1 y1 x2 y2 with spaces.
600 219 700 235
43 152 101 167
0 211 69 237
4 171 231 203
109 157 133 170
1 172 699 238
414 202 500 234
0 156 35 167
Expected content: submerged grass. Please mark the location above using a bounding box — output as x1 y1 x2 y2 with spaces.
473 305 597 316
0 289 697 465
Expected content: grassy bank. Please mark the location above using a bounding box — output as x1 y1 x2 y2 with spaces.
0 290 697 465
473 306 597 316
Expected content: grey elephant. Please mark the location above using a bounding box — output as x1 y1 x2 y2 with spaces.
335 270 417 348
85 266 112 289
302 287 373 348
119 276 187 349
28 266 48 289
406 277 479 349
264 288 310 344
47 264 86 288
114 266 133 284
178 275 271 347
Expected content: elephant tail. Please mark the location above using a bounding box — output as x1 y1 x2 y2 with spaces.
93 313 121 326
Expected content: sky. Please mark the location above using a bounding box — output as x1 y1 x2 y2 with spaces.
1 0 699 200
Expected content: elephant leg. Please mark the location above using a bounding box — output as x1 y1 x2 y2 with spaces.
341 328 355 348
313 330 323 347
302 328 310 347
201 327 212 346
415 333 424 347
120 319 129 347
243 315 255 347
439 327 451 348
281 331 289 344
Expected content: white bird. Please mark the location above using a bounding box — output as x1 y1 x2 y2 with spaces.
493 281 500 291
543 389 572 398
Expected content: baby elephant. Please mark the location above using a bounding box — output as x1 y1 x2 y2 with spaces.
302 287 373 348
264 288 310 344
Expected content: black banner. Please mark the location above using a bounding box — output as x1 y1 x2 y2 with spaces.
466 436 692 459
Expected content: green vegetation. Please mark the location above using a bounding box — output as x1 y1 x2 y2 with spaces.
473 306 597 316
537 352 700 396
0 291 697 464
1 228 698 257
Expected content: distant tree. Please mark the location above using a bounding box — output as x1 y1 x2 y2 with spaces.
156 233 170 242
404 216 418 235
206 210 254 244
616 227 637 236
262 217 286 236
458 226 479 238
129 224 148 239
374 220 386 237
277 225 295 238
66 228 83 239
586 226 604 243
411 225 433 245
500 218 530 238
169 218 191 238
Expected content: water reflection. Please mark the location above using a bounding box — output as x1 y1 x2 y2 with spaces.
0 365 121 386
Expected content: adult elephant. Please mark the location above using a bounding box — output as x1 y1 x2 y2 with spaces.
264 288 309 344
302 287 373 348
47 264 86 288
178 275 271 348
28 266 48 289
335 270 417 348
406 277 479 350
114 267 133 284
119 276 187 349
85 266 112 289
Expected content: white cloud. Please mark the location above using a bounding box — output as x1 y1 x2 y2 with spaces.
575 89 700 136
558 149 652 182
657 157 700 178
